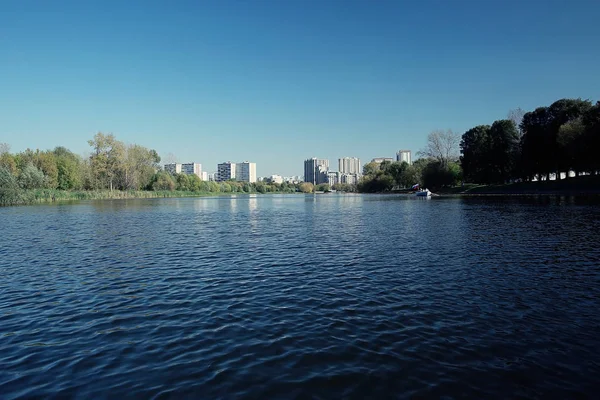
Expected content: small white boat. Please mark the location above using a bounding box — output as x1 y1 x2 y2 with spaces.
415 188 432 197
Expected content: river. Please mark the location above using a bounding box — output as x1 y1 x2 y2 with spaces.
1 194 599 398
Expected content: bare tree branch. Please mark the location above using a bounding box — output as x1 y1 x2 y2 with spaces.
508 108 525 137
0 143 10 155
418 129 460 166
163 153 178 165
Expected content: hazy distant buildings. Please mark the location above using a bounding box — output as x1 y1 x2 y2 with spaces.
371 157 394 164
338 157 361 175
165 163 203 179
283 176 302 184
164 163 182 174
396 150 412 165
217 161 256 182
304 158 329 185
327 171 339 186
270 175 283 184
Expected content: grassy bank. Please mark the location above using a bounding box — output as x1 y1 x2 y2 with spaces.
437 175 600 195
1 189 226 206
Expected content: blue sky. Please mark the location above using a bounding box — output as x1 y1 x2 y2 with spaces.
1 0 599 176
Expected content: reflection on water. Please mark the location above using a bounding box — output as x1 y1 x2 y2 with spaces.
1 194 599 398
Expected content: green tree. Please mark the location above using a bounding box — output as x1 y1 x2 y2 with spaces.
557 118 586 176
299 182 314 193
0 166 26 206
399 158 430 188
362 162 380 175
520 107 551 180
316 183 330 192
123 144 161 190
54 147 83 190
152 171 176 191
208 181 220 192
188 174 202 192
489 119 520 183
422 161 461 189
199 181 211 192
385 161 409 187
0 143 17 175
0 152 17 175
357 172 394 192
255 182 267 193
521 99 592 181
548 98 592 179
582 102 600 173
19 163 46 189
176 174 191 191
36 151 59 188
460 125 491 183
88 132 126 190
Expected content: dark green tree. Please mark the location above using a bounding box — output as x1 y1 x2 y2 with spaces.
460 125 491 183
489 119 520 183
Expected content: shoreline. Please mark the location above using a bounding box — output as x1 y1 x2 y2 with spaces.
436 175 600 196
1 189 248 207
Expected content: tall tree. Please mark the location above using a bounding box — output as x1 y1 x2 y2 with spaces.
53 147 83 190
123 144 161 190
508 108 526 138
0 143 17 175
419 129 460 167
520 107 551 180
557 118 586 176
582 102 600 174
88 133 125 190
385 161 409 187
547 98 592 179
152 171 176 191
489 119 520 183
460 125 491 183
362 162 380 175
18 163 46 189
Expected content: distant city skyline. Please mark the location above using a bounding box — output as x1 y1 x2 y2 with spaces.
2 1 599 176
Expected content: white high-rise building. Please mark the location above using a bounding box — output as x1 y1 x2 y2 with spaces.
327 171 340 185
396 150 412 165
236 162 257 183
181 163 202 179
164 163 182 174
338 157 361 175
165 162 203 179
304 158 329 185
371 157 394 164
216 161 257 182
217 162 236 182
340 173 359 185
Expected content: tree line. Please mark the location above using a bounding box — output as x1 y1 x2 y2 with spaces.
358 130 463 192
0 132 308 205
358 97 600 192
0 133 162 193
461 98 600 184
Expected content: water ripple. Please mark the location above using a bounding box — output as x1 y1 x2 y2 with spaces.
1 195 600 398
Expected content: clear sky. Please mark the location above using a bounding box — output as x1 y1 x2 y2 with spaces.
1 0 599 176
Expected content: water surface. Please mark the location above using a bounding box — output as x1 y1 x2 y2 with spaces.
1 194 599 398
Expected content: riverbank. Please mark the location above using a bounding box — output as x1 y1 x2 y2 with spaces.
0 189 226 206
436 175 600 195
